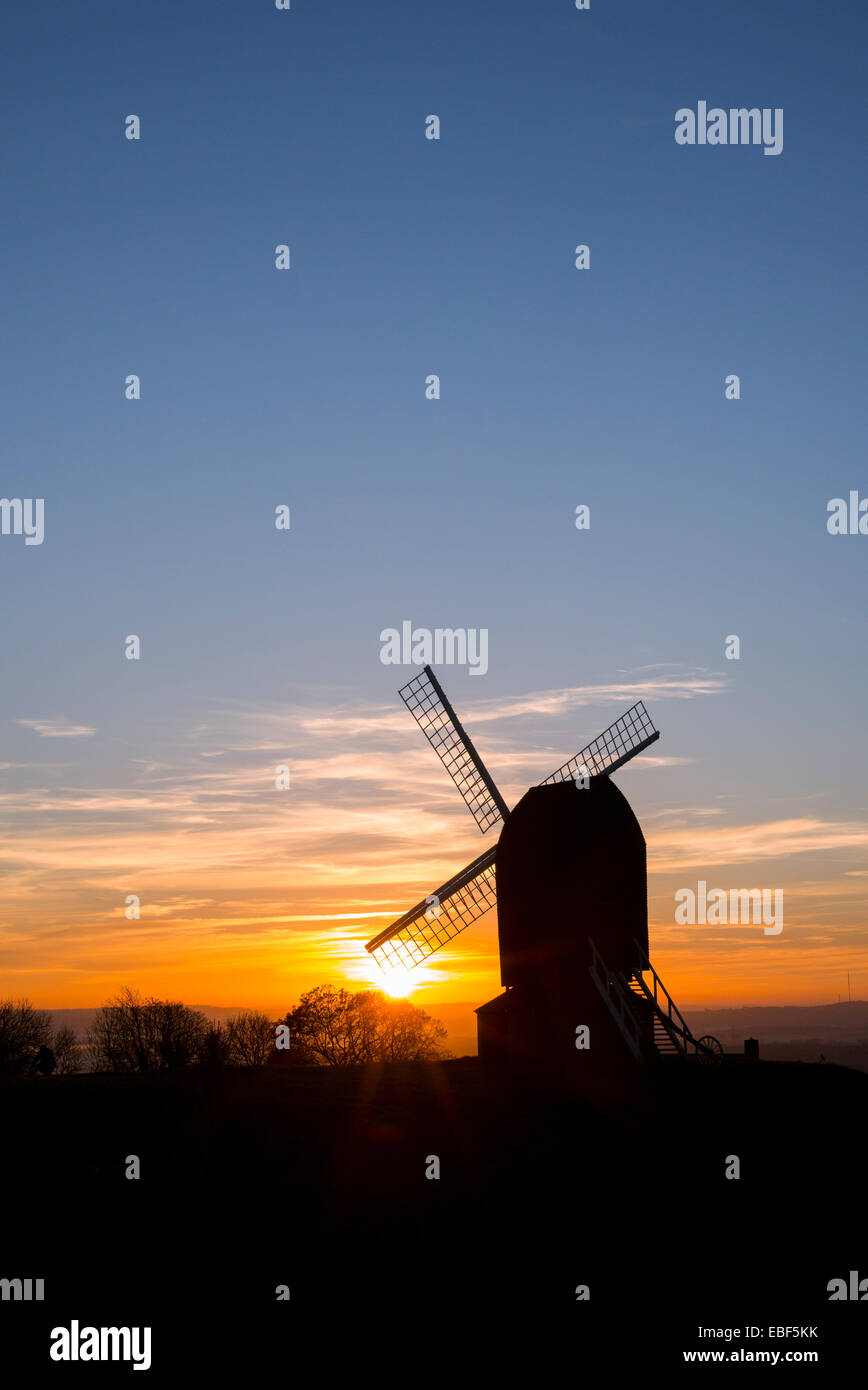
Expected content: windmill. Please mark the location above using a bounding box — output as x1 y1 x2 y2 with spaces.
366 666 723 1068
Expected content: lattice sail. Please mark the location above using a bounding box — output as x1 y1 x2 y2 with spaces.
399 665 509 833
366 846 497 970
540 702 659 784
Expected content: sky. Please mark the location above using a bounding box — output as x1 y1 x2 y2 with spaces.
2 0 866 1017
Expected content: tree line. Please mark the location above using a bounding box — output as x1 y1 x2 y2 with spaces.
0 984 449 1074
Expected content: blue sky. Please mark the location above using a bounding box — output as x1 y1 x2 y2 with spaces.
2 0 866 1009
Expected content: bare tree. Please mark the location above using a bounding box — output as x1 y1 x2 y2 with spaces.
87 988 209 1072
152 1000 208 1068
0 998 52 1073
200 1022 232 1067
375 997 450 1062
284 985 449 1066
283 985 357 1065
225 1010 276 1066
51 1025 82 1074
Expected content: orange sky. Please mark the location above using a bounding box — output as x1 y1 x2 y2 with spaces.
2 676 867 1013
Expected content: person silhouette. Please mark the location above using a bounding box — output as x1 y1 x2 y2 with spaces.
34 1045 56 1076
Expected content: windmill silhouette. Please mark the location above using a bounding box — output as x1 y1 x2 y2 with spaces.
366 666 722 1069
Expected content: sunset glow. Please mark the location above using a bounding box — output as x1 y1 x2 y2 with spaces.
1 670 866 1020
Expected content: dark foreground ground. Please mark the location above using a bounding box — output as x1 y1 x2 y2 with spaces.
1 1057 865 1375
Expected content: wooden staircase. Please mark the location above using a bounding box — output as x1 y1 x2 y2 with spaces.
624 974 683 1056
589 936 716 1062
588 938 644 1061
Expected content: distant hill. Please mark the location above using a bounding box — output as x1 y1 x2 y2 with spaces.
681 999 868 1043
419 998 868 1059
44 999 868 1069
45 1004 248 1041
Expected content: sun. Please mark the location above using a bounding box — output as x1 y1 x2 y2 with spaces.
380 970 413 998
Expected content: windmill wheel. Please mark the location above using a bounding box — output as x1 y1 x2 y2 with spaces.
696 1035 724 1067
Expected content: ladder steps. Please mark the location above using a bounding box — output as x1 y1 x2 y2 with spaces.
628 973 686 1057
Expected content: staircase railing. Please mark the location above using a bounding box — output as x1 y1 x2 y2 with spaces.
632 936 691 1026
630 938 723 1058
588 937 643 1061
617 970 683 1057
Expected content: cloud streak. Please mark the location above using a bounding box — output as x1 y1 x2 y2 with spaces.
649 818 868 871
16 719 98 738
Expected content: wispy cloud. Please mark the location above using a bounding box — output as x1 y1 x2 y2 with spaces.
649 818 868 871
459 673 728 724
629 755 695 770
16 719 97 739
298 671 728 738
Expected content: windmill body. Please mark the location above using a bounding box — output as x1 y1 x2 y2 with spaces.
496 778 647 994
366 666 722 1071
479 777 654 1069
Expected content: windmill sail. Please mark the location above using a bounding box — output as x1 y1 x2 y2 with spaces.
540 701 659 784
366 845 497 970
399 665 508 834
